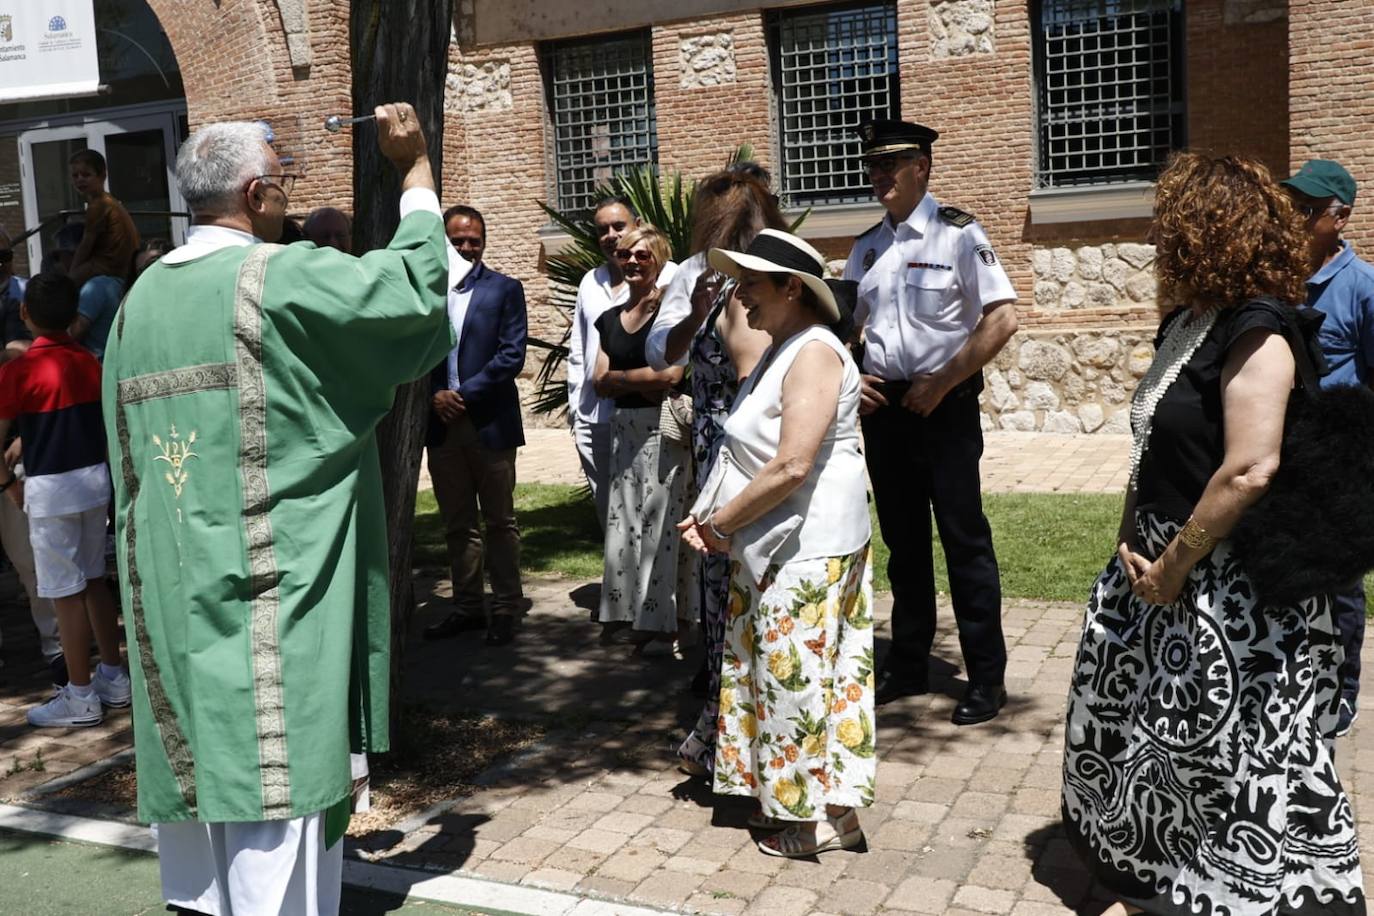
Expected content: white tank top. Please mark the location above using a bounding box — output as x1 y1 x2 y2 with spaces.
715 324 871 580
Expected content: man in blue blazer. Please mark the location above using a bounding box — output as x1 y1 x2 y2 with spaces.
424 205 528 646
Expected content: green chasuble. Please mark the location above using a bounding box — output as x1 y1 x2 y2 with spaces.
101 210 454 824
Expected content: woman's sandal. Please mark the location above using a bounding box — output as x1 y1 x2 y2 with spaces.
756 815 863 857
747 812 790 830
677 758 709 777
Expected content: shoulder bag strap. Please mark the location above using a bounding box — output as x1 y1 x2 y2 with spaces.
1250 296 1321 393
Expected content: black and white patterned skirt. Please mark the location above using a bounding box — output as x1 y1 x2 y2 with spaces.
1062 511 1366 915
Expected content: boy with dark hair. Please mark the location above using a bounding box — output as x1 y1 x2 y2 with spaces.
0 272 126 727
67 148 139 360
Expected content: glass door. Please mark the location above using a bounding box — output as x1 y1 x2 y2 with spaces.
19 111 186 271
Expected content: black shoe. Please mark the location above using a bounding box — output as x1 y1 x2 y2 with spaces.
48 654 68 689
485 615 515 646
424 612 485 641
690 661 710 698
952 683 1007 726
874 668 930 706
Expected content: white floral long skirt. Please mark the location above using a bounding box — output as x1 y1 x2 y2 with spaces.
714 544 876 821
598 405 697 633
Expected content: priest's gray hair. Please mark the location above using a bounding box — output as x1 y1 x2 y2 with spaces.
176 122 274 216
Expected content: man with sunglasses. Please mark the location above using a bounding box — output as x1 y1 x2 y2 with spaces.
1282 158 1374 737
843 119 1018 725
103 104 464 916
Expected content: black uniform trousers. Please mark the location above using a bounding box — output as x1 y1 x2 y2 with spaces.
860 377 1006 686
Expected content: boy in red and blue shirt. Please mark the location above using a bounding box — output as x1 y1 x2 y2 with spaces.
0 272 127 727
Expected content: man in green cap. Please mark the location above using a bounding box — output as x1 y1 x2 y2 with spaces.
1282 158 1374 736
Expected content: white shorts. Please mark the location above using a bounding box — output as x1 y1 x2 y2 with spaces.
30 505 108 599
156 812 343 916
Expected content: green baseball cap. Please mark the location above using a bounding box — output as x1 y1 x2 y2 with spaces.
1282 159 1357 206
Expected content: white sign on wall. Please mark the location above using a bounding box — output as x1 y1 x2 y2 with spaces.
0 2 100 103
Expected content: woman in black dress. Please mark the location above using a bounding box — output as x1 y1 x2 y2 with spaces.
1062 153 1365 915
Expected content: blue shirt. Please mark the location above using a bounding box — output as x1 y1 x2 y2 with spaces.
1307 240 1374 388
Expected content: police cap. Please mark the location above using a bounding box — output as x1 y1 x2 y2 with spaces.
855 119 939 159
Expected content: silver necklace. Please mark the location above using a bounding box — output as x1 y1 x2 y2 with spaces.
1128 307 1220 488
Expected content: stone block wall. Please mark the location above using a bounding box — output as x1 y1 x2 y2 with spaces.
1030 243 1158 313
980 329 1155 435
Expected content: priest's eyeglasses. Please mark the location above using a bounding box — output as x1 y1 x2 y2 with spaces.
249 173 301 195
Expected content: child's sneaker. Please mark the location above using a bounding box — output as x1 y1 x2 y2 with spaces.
27 685 103 728
92 666 132 708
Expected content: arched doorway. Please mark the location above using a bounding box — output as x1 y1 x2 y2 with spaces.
0 0 185 274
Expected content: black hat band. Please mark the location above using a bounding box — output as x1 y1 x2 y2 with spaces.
744 234 824 278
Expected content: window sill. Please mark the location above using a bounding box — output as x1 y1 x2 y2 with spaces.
785 202 885 240
1028 182 1155 224
537 224 576 257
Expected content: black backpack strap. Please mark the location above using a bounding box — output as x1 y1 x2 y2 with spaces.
1248 296 1323 393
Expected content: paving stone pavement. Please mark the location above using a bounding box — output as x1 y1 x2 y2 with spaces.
4 431 1371 916
421 429 1134 496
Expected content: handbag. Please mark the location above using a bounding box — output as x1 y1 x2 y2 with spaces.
1229 298 1374 605
659 391 694 444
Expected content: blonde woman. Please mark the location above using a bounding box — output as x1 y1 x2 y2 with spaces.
593 225 697 656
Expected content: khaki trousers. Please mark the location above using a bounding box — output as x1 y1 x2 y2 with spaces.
427 416 522 620
0 489 61 660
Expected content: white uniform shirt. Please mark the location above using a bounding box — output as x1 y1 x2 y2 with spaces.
567 259 678 425
843 192 1015 379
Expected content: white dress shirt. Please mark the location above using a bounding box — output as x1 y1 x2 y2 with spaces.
844 192 1015 379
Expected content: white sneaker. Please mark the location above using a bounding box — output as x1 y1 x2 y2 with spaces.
92 667 132 708
27 685 103 728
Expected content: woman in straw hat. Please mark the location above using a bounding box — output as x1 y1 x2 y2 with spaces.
680 229 874 857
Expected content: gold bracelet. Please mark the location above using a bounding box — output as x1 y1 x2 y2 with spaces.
1178 517 1216 551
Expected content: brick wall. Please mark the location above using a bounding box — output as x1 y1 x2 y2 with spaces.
1290 0 1374 255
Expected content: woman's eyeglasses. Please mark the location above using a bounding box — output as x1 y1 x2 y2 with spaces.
613 249 654 263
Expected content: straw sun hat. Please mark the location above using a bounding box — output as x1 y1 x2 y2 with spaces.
707 229 840 323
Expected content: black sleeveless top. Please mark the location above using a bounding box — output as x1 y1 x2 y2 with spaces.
596 305 657 409
1134 300 1290 522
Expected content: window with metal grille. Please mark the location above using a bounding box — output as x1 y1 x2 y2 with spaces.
1034 0 1184 188
542 31 658 214
768 2 900 207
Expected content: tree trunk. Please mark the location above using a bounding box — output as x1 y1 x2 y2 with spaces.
350 0 454 734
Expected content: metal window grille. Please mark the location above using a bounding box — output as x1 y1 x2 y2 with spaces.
543 32 658 214
769 2 900 207
1034 0 1184 188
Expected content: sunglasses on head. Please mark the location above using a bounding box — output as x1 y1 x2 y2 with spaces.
614 249 654 263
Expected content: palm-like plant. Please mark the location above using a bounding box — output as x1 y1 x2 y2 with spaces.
528 145 804 417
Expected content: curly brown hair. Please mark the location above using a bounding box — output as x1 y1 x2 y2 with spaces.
1151 152 1309 309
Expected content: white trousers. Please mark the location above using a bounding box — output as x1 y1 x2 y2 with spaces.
573 419 612 530
156 811 342 916
0 487 61 660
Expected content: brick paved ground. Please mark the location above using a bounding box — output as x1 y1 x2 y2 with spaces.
6 431 1372 916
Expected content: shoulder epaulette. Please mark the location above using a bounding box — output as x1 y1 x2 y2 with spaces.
938 205 975 228
856 220 884 240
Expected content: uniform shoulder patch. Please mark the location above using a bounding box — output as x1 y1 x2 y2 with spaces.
937 205 975 228
856 220 884 240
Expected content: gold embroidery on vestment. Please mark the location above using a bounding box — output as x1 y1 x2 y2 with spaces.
153 425 199 499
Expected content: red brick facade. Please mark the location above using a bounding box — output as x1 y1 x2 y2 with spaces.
6 0 1370 429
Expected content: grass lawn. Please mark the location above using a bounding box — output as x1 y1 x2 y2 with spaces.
415 483 1373 609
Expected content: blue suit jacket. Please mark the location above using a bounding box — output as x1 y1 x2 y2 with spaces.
427 261 528 451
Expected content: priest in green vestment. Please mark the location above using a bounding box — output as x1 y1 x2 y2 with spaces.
102 103 464 916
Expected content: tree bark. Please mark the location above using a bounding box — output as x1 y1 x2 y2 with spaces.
350 0 454 733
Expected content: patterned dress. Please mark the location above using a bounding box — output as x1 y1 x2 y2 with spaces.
1063 514 1365 915
679 295 740 772
714 546 877 819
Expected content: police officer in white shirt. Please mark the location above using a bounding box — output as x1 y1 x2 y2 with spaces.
844 119 1018 725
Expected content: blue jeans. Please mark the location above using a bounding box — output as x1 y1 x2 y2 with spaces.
1334 580 1366 703
77 275 125 360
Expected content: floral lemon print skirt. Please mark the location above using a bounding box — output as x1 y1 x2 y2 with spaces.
714 544 876 821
